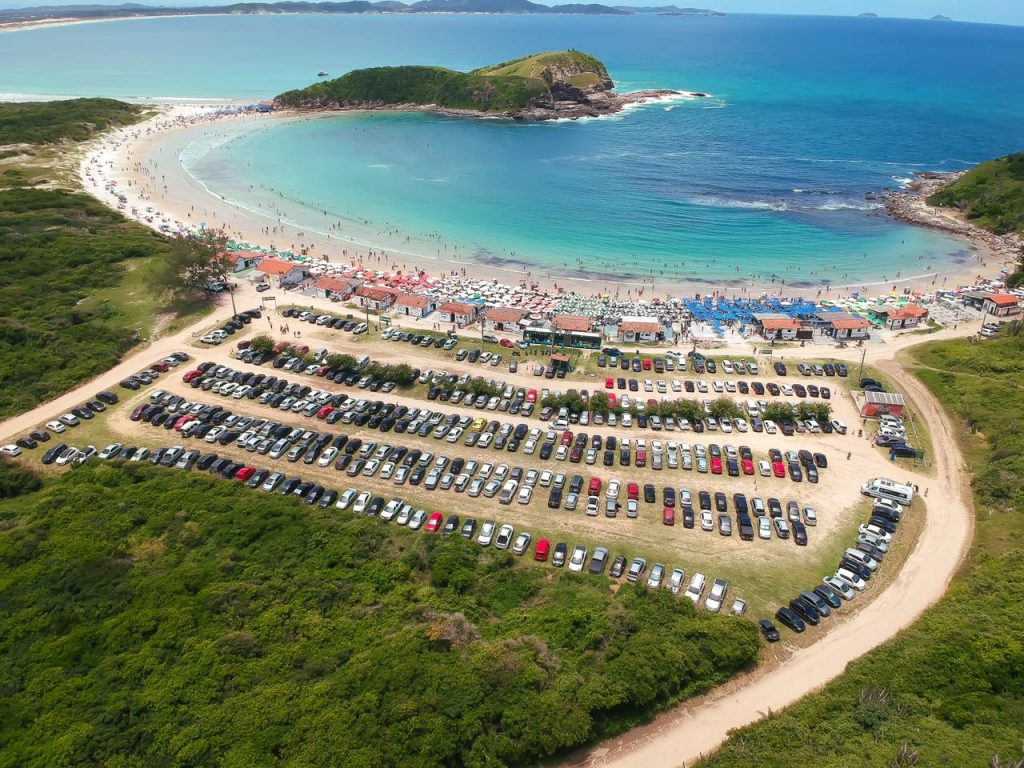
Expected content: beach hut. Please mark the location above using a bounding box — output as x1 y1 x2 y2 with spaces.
256 258 310 289
354 286 398 312
983 293 1021 317
880 304 929 330
314 275 363 301
751 313 801 341
483 306 528 336
616 317 663 344
438 301 481 327
394 293 437 319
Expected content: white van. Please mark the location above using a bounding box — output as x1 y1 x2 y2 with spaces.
861 477 914 506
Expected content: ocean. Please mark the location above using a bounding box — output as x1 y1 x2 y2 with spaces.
3 13 1023 287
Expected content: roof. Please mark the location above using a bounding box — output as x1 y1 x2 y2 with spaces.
355 286 396 303
890 304 929 320
864 391 905 406
550 353 571 362
226 252 261 264
440 301 478 315
753 313 801 330
985 293 1020 306
315 276 358 293
395 293 430 309
552 315 592 332
257 258 302 276
830 313 870 330
486 306 528 323
619 320 662 333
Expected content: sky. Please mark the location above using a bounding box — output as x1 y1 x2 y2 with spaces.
0 0 1020 25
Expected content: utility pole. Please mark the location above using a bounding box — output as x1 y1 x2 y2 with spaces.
228 282 238 317
857 343 867 382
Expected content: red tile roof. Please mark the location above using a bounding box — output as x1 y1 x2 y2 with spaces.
440 301 478 315
619 320 661 333
486 306 527 324
395 293 430 308
315 276 357 293
552 315 592 332
890 304 929 320
831 316 870 330
355 286 396 303
758 316 801 330
257 258 300 276
986 294 1020 306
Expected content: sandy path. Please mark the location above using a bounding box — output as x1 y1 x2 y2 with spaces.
562 347 974 768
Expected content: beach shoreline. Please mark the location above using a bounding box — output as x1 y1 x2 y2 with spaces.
79 103 1003 305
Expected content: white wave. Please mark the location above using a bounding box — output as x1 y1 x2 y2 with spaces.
683 195 881 212
367 163 393 170
891 176 914 188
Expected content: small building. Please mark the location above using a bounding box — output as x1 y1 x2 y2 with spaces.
438 301 481 327
483 306 528 336
859 390 906 418
881 304 929 330
983 293 1021 317
616 317 663 344
256 258 310 289
227 252 264 273
394 293 437 319
818 311 870 340
524 317 602 349
314 275 362 301
354 285 397 312
752 313 801 341
960 291 990 311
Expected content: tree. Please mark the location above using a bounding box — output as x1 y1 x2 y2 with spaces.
248 334 276 356
763 402 795 423
326 353 357 371
709 397 741 420
146 229 233 301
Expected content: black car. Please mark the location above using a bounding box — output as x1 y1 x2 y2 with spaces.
460 518 478 539
774 362 788 376
813 585 843 609
777 606 808 635
789 596 821 626
682 506 695 528
840 558 872 581
551 542 568 568
441 515 460 536
15 436 37 450
868 515 898 534
42 442 68 464
609 554 627 578
95 390 119 405
758 619 781 642
792 520 808 546
277 477 301 495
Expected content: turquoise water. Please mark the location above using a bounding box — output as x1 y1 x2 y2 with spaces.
4 14 1023 286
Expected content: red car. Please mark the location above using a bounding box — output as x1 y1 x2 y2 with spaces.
642 359 652 371
589 477 602 495
741 459 755 476
605 377 614 389
636 450 647 468
663 507 675 526
534 538 550 562
526 389 537 403
499 338 515 348
425 512 444 532
711 457 723 475
235 466 256 482
151 362 169 373
316 365 330 376
608 393 617 407
561 431 573 446
182 369 203 383
772 461 786 478
316 405 334 419
173 415 195 431
627 482 639 500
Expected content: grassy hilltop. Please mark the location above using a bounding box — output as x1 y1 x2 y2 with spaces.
927 151 1024 236
274 50 613 113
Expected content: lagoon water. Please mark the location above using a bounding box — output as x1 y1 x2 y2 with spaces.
4 14 1024 286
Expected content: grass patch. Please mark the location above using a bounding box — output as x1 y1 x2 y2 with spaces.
0 462 759 766
0 98 144 145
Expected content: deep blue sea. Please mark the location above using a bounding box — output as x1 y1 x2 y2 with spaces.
3 14 1023 287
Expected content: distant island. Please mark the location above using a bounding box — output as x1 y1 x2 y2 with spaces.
274 50 702 120
0 0 723 26
931 14 952 20
858 12 878 17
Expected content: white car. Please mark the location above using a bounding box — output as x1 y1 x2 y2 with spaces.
646 563 666 589
1 444 23 457
667 567 686 595
758 517 772 539
46 420 67 434
512 532 532 555
477 520 497 546
859 523 893 543
408 509 428 530
55 447 79 466
834 568 866 591
700 510 715 531
684 573 706 604
336 488 358 510
98 443 123 460
59 413 80 427
803 507 818 526
606 479 621 500
763 420 778 434
831 419 848 434
705 578 728 612
568 544 588 573
517 485 534 505
352 491 372 514
495 524 514 550
396 505 414 526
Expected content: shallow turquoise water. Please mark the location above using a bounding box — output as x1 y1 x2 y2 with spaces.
4 13 1023 286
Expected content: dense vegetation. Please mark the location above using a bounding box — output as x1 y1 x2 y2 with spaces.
701 331 1024 768
0 462 759 767
0 98 143 145
927 151 1024 236
275 50 608 112
0 187 172 419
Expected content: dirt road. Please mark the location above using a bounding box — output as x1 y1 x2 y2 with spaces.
562 350 974 768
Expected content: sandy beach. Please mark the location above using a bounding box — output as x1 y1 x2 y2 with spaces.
81 104 1006 306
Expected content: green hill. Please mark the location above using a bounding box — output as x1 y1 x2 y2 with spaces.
274 50 613 114
927 151 1024 236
